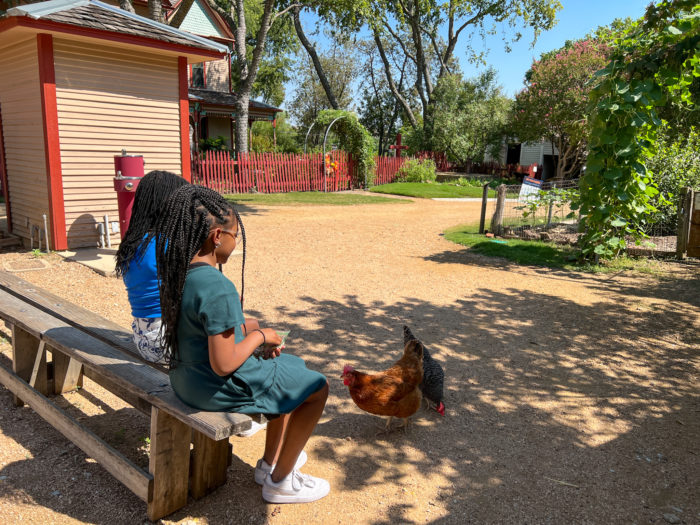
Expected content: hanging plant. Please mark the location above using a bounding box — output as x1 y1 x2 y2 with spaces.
315 110 376 187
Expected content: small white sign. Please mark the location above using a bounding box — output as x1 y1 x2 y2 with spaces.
519 176 542 202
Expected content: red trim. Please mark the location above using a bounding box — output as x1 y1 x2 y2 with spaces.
0 17 225 60
202 61 207 88
0 104 11 232
178 56 191 182
37 33 67 250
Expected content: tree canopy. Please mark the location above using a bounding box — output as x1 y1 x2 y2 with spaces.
511 39 609 179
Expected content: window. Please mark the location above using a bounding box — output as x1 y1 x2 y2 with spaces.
191 63 204 88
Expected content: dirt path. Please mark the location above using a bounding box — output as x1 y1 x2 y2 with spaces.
0 198 698 525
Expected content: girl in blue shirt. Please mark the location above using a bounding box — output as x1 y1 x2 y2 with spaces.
153 184 330 504
115 171 188 363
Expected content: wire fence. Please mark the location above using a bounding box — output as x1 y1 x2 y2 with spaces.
481 178 685 257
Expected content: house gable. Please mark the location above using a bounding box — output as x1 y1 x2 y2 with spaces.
177 0 229 39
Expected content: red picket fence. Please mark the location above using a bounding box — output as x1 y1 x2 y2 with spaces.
191 150 354 193
374 155 410 185
416 151 453 171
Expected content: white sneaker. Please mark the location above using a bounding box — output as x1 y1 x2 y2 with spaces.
237 419 267 438
262 469 330 504
254 450 307 485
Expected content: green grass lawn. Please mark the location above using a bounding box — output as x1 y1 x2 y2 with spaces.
225 191 408 206
444 224 668 274
370 182 497 199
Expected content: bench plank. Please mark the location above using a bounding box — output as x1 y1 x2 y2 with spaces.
0 361 153 502
0 288 251 440
0 271 264 425
0 270 148 366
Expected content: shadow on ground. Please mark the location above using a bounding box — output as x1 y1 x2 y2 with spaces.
0 267 698 524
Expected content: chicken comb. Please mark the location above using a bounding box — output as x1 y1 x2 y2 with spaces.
343 364 355 375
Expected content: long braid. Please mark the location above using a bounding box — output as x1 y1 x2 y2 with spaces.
232 206 246 308
115 170 187 277
154 185 241 367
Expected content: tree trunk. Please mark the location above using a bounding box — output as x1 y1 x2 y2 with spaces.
235 94 250 157
119 0 135 13
148 0 164 23
292 6 339 109
373 30 418 129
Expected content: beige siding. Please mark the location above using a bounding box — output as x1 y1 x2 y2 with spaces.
53 38 183 248
205 57 229 92
0 37 50 245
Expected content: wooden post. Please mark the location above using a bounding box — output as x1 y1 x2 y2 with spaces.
12 325 48 406
490 184 507 236
148 407 191 521
479 184 489 234
189 431 230 499
676 187 692 259
53 350 83 394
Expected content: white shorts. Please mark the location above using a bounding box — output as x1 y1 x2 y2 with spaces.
131 317 168 364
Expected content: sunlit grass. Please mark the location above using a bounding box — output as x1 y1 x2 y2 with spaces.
444 224 669 275
224 191 408 206
370 182 496 198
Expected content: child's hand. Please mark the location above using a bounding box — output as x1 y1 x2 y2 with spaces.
260 328 282 347
263 345 283 359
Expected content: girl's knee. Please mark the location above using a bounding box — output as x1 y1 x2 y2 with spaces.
309 378 329 402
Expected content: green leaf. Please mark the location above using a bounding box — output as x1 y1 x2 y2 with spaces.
611 218 626 227
604 168 623 180
606 236 620 246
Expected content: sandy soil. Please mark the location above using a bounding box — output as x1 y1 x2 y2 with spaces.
0 196 698 525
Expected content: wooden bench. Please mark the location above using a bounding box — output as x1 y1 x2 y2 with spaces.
0 271 260 520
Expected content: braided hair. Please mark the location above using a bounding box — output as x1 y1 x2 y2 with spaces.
154 185 247 366
115 170 188 277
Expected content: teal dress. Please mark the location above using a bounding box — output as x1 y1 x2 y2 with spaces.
169 264 326 417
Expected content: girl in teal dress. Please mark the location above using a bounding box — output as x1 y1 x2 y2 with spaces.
154 184 330 504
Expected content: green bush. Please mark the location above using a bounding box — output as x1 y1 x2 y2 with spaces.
645 128 700 234
199 135 230 153
396 159 437 183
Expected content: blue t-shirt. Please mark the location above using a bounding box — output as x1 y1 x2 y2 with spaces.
123 236 161 318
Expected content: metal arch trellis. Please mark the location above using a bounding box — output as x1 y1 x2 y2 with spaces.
303 122 317 154
321 116 346 193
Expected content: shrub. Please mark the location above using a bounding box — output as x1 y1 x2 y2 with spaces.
199 136 230 153
645 128 700 234
396 158 437 183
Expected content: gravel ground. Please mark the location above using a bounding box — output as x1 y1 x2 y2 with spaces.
0 196 698 525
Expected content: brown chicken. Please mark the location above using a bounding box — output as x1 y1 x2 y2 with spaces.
341 339 424 432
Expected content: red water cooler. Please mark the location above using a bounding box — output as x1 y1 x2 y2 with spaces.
113 151 144 239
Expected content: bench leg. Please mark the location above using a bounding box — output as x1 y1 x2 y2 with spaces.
147 407 191 521
190 431 230 499
12 326 48 406
53 350 83 395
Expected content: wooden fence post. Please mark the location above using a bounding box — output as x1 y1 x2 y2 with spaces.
676 187 692 259
479 184 489 234
490 184 507 236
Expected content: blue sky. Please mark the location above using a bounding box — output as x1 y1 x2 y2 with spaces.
460 0 651 97
287 0 652 109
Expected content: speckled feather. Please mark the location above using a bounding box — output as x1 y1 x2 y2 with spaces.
403 325 444 409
